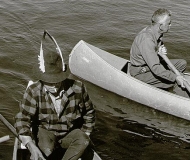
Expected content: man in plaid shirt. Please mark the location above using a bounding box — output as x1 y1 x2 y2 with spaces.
15 31 95 160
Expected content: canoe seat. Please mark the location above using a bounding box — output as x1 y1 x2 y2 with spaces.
121 61 131 75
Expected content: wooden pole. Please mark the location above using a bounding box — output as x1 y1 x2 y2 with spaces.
0 135 10 143
158 52 190 93
0 114 22 143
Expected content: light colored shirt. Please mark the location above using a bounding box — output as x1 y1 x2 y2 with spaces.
44 85 64 116
49 92 62 117
130 26 177 82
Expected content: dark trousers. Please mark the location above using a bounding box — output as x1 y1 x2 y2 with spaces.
131 59 189 97
37 128 94 160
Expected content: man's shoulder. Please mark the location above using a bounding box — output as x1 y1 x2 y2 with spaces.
26 80 42 93
134 27 155 45
137 27 153 39
65 78 86 94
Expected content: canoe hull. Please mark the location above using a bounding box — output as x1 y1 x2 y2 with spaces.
69 40 190 121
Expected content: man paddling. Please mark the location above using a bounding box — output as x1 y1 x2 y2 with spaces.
15 30 96 160
129 8 190 97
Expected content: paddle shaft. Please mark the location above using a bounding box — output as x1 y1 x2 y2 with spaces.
0 135 10 143
158 52 190 92
0 114 22 143
0 114 46 160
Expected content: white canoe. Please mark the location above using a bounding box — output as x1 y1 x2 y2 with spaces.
69 40 190 121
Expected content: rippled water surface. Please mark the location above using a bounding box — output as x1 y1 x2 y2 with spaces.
1 1 190 159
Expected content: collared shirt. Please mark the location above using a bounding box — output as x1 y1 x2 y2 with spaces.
15 79 95 139
43 85 64 117
130 26 176 82
49 93 62 116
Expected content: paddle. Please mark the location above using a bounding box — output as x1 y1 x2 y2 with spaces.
158 51 190 93
0 114 45 160
0 114 22 143
0 135 10 143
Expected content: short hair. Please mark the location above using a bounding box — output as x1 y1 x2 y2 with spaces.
151 8 171 25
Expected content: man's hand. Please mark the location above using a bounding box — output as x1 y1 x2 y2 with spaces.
27 141 46 160
158 45 167 55
176 75 185 88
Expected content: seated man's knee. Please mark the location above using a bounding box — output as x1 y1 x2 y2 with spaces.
182 59 187 66
177 59 187 72
77 130 90 145
59 129 90 149
37 127 56 156
181 59 187 68
70 129 90 147
41 147 53 157
38 139 55 157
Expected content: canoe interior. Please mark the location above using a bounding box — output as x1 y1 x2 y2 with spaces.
84 40 130 72
13 138 66 160
13 138 101 160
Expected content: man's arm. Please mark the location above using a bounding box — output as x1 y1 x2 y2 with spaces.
15 85 38 141
140 38 177 82
80 84 95 135
15 84 45 160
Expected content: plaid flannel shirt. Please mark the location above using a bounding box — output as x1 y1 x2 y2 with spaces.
15 79 95 138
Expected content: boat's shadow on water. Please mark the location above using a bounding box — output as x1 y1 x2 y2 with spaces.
69 74 190 159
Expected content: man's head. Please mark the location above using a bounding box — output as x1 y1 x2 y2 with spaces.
34 30 67 83
151 8 171 33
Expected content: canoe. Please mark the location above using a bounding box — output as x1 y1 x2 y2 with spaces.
12 138 101 160
69 40 190 121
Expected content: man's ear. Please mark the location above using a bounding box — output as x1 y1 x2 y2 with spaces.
159 24 163 31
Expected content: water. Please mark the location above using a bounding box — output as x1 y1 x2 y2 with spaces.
1 0 190 159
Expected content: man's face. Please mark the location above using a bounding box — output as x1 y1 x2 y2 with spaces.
160 15 171 33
